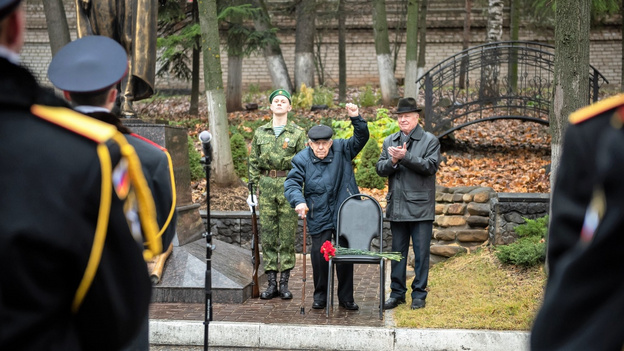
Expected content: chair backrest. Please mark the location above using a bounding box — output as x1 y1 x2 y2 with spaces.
336 194 383 252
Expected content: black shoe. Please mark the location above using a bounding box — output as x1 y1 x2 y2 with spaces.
338 301 359 310
411 299 426 310
312 301 326 309
383 297 406 310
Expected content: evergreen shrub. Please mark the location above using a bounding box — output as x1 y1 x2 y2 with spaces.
358 84 378 107
495 216 548 267
230 133 248 180
312 85 334 107
188 136 204 181
355 138 386 189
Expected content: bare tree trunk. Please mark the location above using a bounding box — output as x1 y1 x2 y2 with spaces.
404 0 419 99
225 0 244 112
295 0 316 91
338 0 346 102
226 56 243 112
459 0 471 89
550 0 591 185
43 0 70 56
372 0 399 106
198 0 238 186
190 0 200 115
508 0 519 92
252 0 293 92
415 0 428 94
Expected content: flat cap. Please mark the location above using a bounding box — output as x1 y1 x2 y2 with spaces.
269 89 291 104
0 0 21 20
308 125 333 141
48 36 128 93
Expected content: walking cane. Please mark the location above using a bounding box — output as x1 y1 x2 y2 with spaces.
300 214 307 315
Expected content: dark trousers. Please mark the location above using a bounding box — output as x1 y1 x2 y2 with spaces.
310 229 354 303
389 221 433 301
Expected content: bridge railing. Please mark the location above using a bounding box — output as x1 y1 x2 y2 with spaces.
416 41 609 138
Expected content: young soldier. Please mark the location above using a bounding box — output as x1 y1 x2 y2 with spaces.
248 89 307 299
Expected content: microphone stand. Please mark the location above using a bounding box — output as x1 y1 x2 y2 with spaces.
200 153 214 351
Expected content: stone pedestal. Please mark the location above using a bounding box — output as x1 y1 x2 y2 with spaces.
123 119 204 245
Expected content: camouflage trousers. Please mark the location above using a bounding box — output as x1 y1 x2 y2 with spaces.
258 176 298 272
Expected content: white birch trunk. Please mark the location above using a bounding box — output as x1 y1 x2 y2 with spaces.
206 90 236 185
377 53 398 105
404 60 419 99
295 52 315 91
265 55 293 91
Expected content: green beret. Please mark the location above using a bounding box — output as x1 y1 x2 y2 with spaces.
308 125 333 141
269 89 292 104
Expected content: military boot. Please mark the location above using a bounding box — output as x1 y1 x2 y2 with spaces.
260 271 279 299
279 269 293 299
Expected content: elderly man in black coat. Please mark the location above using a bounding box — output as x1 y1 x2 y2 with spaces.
376 97 440 311
284 103 369 310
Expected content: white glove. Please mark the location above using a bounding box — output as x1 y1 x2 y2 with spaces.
247 194 258 212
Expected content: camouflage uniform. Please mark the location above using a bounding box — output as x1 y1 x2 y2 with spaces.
249 121 306 272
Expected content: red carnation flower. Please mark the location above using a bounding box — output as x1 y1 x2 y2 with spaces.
320 240 336 261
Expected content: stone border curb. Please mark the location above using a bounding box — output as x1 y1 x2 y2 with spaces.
150 320 530 351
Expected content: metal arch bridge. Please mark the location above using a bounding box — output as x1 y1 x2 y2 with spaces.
416 41 609 139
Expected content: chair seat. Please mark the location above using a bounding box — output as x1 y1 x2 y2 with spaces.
332 255 383 264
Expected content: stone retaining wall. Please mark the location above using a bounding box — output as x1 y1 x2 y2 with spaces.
201 187 551 265
489 193 550 245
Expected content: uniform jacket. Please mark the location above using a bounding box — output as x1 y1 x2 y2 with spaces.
546 107 618 276
0 57 151 350
376 124 440 222
531 96 624 351
249 120 306 185
284 116 369 235
87 111 177 249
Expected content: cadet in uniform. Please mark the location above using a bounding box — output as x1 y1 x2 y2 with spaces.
248 89 306 299
531 94 624 350
284 103 369 310
47 35 178 351
545 94 624 277
0 1 161 349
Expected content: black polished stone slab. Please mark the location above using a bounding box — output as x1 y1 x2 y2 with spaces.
152 237 265 304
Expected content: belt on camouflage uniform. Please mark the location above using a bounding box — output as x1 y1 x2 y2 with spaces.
261 169 288 178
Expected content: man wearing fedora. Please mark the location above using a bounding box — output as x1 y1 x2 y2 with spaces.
376 97 440 310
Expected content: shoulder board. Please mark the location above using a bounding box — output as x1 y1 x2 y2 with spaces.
31 105 118 143
569 94 624 125
289 122 304 131
130 133 168 152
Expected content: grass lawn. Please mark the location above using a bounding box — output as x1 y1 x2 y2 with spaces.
393 248 547 331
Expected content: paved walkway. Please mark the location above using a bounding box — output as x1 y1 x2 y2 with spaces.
150 258 386 327
148 256 530 350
